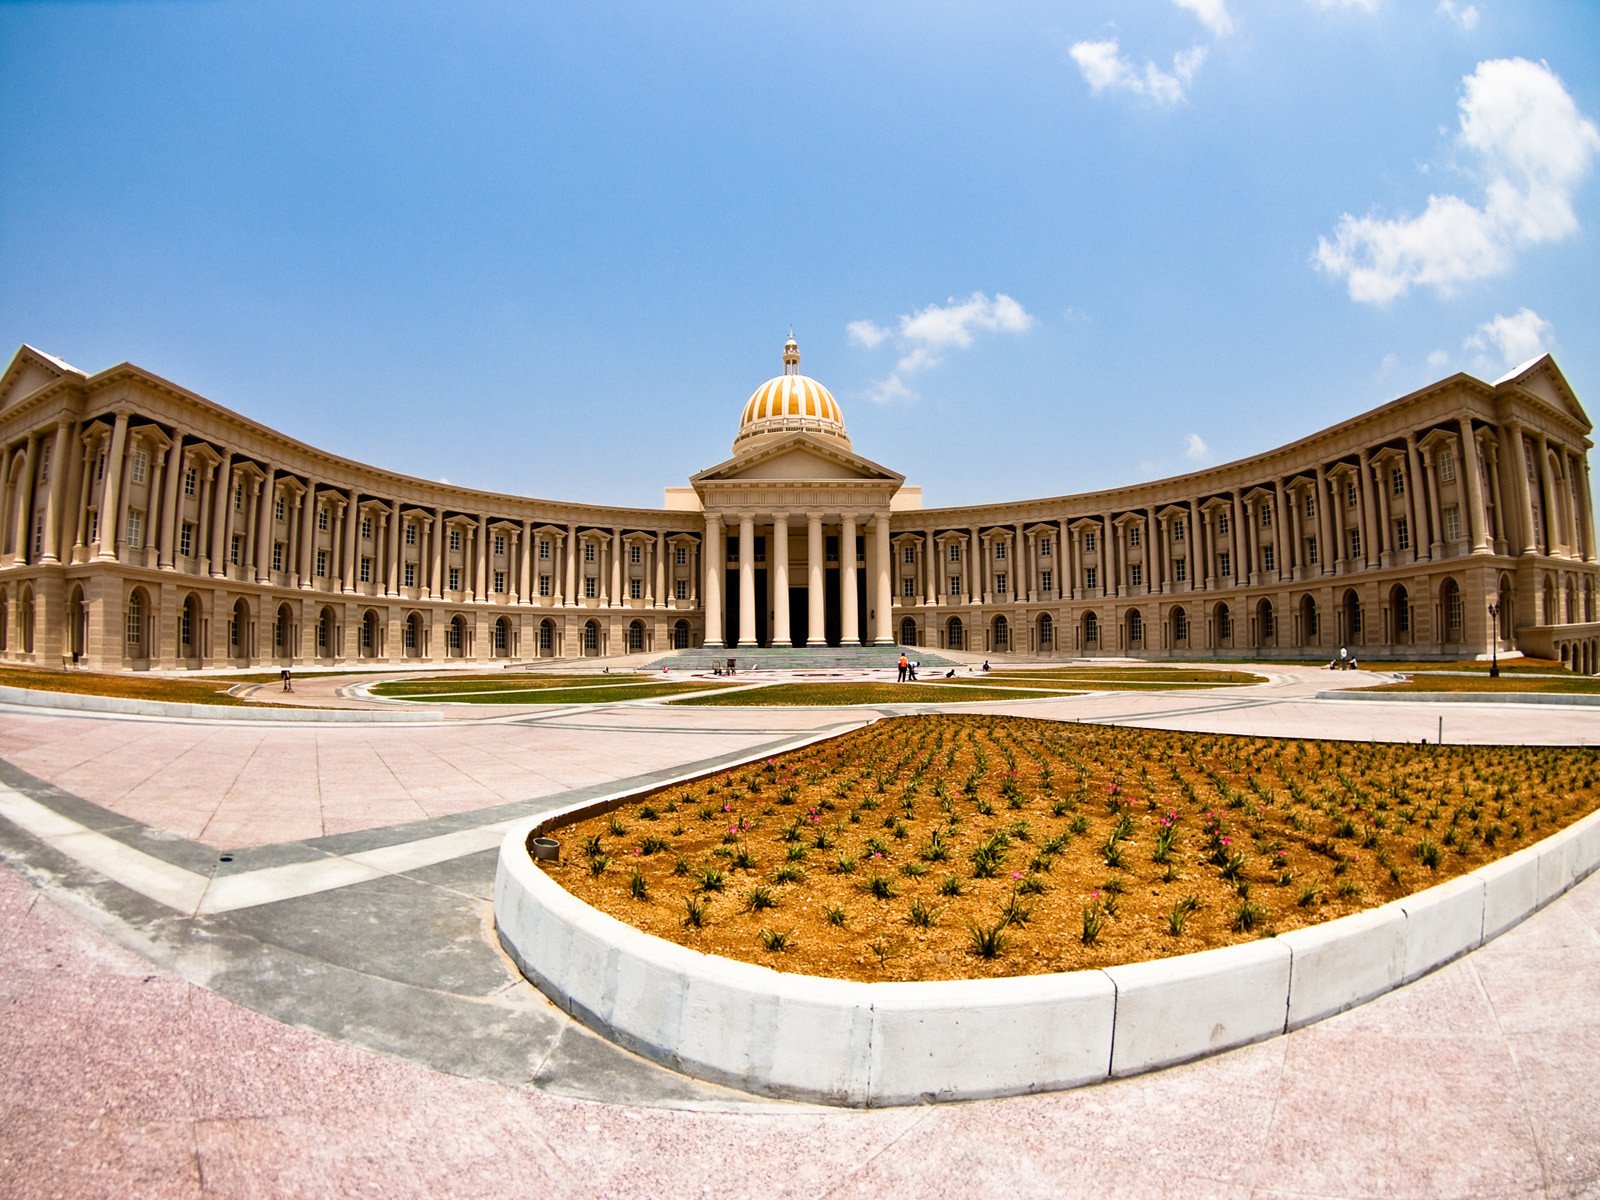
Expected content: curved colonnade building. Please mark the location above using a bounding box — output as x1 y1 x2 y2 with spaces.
1 337 1597 673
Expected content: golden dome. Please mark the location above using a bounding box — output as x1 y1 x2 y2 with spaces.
733 337 850 452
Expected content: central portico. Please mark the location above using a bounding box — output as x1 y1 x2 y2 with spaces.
683 336 912 648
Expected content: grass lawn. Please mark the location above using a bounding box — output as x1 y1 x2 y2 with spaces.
669 682 1078 706
375 679 735 704
0 665 249 705
1360 675 1600 696
542 714 1600 982
981 666 1265 689
371 673 667 697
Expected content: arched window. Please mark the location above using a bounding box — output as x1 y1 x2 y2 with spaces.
1390 585 1410 639
180 594 201 652
1172 606 1188 643
18 586 34 654
899 617 918 646
583 620 600 653
946 616 964 650
126 589 146 656
992 614 1009 650
318 606 336 656
1342 590 1361 639
404 612 423 656
362 610 379 656
1443 579 1464 641
1256 599 1275 642
1037 612 1053 651
1083 611 1099 646
494 617 510 655
672 619 689 650
447 615 466 656
1215 602 1232 642
1300 595 1319 642
539 619 556 655
275 603 294 655
627 620 645 652
1127 609 1143 645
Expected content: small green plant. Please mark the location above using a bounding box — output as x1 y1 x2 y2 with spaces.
773 864 805 884
729 845 755 871
865 873 898 900
608 815 628 836
1233 899 1266 932
1416 838 1442 870
639 835 670 856
628 869 648 900
638 804 659 821
757 927 794 952
1167 894 1200 937
825 903 848 927
673 856 690 876
587 854 610 877
1298 883 1319 907
833 852 857 875
581 834 604 858
697 866 726 893
683 895 708 927
967 918 1008 959
744 885 778 913
998 891 1032 926
939 874 963 897
1080 899 1105 945
907 898 938 928
1017 873 1047 896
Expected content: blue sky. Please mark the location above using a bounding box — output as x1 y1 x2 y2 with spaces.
3 1 1598 510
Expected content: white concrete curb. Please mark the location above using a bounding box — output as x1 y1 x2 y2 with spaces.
494 804 1600 1107
0 684 433 723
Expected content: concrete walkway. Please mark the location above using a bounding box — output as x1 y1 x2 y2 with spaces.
2 664 1598 1198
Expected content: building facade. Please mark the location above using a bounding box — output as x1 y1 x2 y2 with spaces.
1 338 1597 672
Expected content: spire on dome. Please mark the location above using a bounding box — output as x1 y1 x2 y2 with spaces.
782 332 800 376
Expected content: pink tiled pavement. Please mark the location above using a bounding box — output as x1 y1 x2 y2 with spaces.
3 858 1598 1199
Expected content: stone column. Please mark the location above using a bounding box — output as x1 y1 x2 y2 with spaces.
1501 422 1536 555
9 434 37 565
704 514 725 647
208 454 234 575
518 521 534 602
1422 448 1445 558
1580 456 1597 563
1404 435 1427 559
1059 519 1072 599
1374 464 1393 562
807 513 825 645
874 513 893 644
1459 419 1489 554
1536 435 1561 554
298 485 319 586
1486 448 1507 550
1159 513 1173 593
385 505 402 595
69 430 98 556
342 498 360 592
1315 464 1334 575
841 514 860 644
94 412 130 561
653 531 666 607
772 515 790 647
1288 490 1304 578
473 515 488 600
564 524 578 605
736 514 756 646
256 473 278 583
154 432 183 569
1353 454 1374 567
611 526 624 607
924 529 936 605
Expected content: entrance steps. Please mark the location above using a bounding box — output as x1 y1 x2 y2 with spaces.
645 645 957 672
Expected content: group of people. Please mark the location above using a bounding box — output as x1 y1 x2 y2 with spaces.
896 654 921 682
1330 646 1359 670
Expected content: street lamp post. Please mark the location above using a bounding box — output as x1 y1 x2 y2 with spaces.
1488 600 1501 678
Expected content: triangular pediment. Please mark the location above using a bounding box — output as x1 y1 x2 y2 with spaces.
1495 354 1590 431
691 432 905 492
0 345 84 413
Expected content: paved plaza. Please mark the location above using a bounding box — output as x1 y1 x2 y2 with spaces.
1 665 1598 1198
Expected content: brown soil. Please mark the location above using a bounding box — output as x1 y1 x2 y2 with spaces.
538 715 1600 982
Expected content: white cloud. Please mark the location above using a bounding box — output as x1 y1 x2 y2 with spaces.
1173 0 1234 38
846 319 890 349
1464 307 1553 367
1314 58 1600 304
1427 349 1451 368
1184 433 1210 460
1312 0 1381 11
1069 39 1207 106
1437 0 1479 31
850 292 1035 404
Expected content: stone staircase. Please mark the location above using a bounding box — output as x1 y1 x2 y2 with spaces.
645 645 957 672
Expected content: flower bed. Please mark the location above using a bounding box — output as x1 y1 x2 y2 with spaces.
536 715 1600 982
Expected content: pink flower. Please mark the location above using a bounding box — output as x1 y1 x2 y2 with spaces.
1221 836 1231 846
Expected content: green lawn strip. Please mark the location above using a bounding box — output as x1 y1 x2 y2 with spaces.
384 680 732 704
964 673 1260 690
1359 675 1600 696
0 666 249 706
1279 657 1561 674
669 682 1078 706
988 666 1263 684
370 674 659 697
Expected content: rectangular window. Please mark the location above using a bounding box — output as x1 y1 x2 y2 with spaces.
403 621 417 651
1304 493 1315 518
445 623 460 652
360 556 372 584
949 575 961 596
541 540 552 560
628 544 641 564
184 466 197 496
1040 536 1051 557
903 546 916 564
272 541 284 571
317 508 329 533
1260 505 1272 528
1174 558 1187 583
1129 527 1141 547
949 544 961 562
448 566 461 591
316 619 327 650
995 572 1007 595
495 570 508 594
1084 566 1098 589
234 482 244 512
584 576 597 598
994 542 1006 561
1174 608 1188 641
179 522 194 558
361 516 373 540
89 511 99 543
404 562 416 587
1439 452 1456 483
1218 551 1231 577
1084 531 1096 552
96 452 105 482
494 534 506 556
274 496 285 521
230 533 243 565
629 578 642 599
1262 545 1275 572
1348 528 1362 558
540 574 553 597
131 450 148 485
316 549 328 577
1346 482 1358 509
405 523 417 546
32 514 42 556
1173 519 1185 543
1392 467 1405 496
1395 517 1410 551
1305 537 1319 565
902 577 916 597
1217 512 1230 535
674 579 687 600
1444 506 1461 541
674 546 686 565
1129 563 1143 587
126 605 141 646
1040 569 1052 593
448 529 461 552
38 444 50 484
584 543 596 563
126 509 144 549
